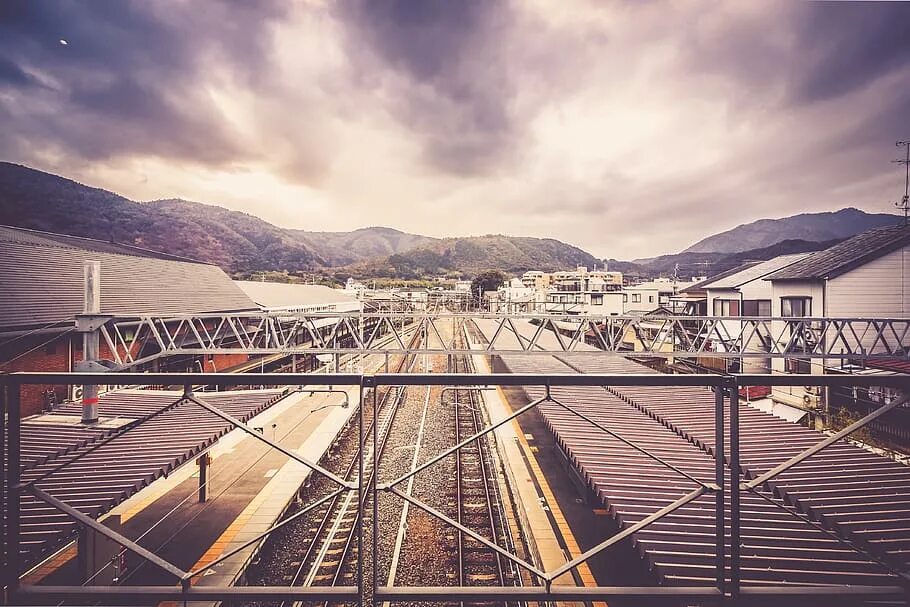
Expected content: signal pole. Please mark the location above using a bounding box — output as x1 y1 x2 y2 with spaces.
894 140 910 224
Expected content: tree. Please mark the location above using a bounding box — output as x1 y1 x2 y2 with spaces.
470 270 507 309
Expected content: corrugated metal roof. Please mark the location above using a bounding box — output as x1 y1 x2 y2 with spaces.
235 280 358 310
0 226 257 330
476 319 909 588
767 224 910 281
501 354 897 587
705 254 810 289
9 389 288 570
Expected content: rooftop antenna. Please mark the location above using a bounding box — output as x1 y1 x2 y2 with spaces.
894 140 910 225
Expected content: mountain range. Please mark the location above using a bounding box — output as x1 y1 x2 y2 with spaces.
681 207 901 254
0 161 902 280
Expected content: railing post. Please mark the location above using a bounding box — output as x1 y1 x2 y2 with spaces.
6 380 21 601
1 380 6 603
729 376 741 601
371 377 379 605
714 380 725 597
357 376 365 606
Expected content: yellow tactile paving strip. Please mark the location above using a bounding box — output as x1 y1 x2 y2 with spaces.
499 386 606 605
155 485 274 607
21 545 77 585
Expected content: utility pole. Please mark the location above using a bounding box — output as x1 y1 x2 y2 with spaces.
894 140 910 224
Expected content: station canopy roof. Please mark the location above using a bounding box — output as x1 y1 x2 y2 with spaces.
235 280 360 312
0 225 257 332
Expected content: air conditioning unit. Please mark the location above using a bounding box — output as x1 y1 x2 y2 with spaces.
804 385 823 397
803 389 822 409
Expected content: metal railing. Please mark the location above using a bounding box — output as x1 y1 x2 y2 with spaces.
2 371 909 605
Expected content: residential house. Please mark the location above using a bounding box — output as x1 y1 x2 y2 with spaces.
764 224 910 417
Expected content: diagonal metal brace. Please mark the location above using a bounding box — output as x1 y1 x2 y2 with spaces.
186 395 355 490
386 485 547 581
743 392 909 490
27 485 189 584
547 487 707 580
547 394 716 490
184 486 347 580
379 394 549 490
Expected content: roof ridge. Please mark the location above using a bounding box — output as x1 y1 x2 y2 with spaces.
0 224 210 265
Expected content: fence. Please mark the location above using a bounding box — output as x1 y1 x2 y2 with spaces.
2 371 908 605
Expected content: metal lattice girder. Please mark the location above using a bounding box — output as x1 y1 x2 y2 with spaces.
98 313 910 368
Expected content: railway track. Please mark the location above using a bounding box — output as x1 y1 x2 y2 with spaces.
245 318 524 606
453 354 506 589
380 323 522 606
283 337 423 604
241 330 422 606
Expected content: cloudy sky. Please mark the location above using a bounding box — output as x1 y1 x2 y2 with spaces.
1 1 908 259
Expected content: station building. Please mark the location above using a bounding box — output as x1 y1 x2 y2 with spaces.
0 225 258 416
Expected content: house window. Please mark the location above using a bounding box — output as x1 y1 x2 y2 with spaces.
631 294 641 303
742 299 771 316
785 358 812 374
623 294 628 303
591 294 603 305
781 297 811 317
713 299 740 316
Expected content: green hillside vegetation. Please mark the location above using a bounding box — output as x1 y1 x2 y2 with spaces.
345 235 601 279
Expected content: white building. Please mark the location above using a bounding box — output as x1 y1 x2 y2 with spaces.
623 278 700 313
763 224 910 414
697 254 810 372
391 287 429 311
545 266 624 315
489 278 543 313
236 281 362 314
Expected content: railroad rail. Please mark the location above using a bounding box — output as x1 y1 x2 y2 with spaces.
242 331 423 605
452 354 512 596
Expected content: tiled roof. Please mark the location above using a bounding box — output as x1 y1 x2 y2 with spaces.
0 225 257 331
766 224 910 281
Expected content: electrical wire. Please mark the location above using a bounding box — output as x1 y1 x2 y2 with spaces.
1 327 76 368
100 390 350 590
0 317 75 350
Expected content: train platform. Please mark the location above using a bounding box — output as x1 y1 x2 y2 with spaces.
25 386 359 606
469 348 610 605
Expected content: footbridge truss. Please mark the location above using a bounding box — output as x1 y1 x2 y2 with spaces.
94 312 910 370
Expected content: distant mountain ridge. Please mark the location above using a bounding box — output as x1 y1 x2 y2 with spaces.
0 162 601 277
0 161 901 280
290 227 438 266
346 234 601 279
0 162 324 272
611 238 847 279
683 208 901 254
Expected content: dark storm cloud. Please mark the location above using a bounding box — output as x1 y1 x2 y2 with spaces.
0 0 288 166
336 0 518 176
684 2 910 106
792 2 910 103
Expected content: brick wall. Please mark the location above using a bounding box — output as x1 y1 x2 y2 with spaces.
2 332 248 418
1 333 74 417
